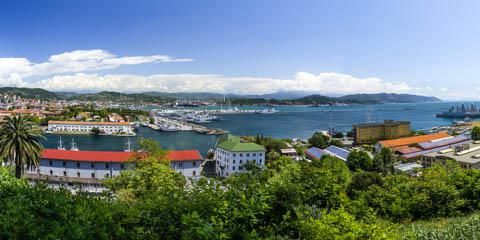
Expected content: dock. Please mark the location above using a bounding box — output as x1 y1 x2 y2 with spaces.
144 116 227 135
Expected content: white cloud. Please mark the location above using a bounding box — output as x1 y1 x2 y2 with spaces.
4 49 470 98
0 49 192 81
31 72 413 95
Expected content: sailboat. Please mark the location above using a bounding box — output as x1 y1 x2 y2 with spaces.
124 138 132 152
70 138 79 151
57 136 66 150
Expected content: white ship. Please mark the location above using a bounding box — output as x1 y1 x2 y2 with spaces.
256 108 279 114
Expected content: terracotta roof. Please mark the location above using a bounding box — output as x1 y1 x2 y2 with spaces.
48 120 131 126
42 149 202 162
166 150 203 161
379 132 450 148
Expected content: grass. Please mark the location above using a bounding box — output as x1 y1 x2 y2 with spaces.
397 212 480 239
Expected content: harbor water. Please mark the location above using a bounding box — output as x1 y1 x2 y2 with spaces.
43 101 479 155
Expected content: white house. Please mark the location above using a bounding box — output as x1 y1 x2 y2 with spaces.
26 149 203 192
47 120 134 135
215 134 266 178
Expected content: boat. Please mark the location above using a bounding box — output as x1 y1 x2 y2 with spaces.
437 104 480 118
70 139 79 151
161 125 180 132
57 137 66 150
124 138 132 152
256 108 279 114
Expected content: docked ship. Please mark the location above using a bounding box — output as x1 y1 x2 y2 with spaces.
436 104 480 118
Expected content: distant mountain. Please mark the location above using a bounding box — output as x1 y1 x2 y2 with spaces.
70 91 174 103
0 87 57 99
0 87 441 105
54 91 81 97
337 93 441 103
141 91 225 100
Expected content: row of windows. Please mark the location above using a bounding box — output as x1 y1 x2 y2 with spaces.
48 160 125 169
217 149 263 158
174 161 198 168
48 170 111 178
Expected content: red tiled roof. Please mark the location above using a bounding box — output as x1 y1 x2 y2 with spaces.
42 149 202 162
166 150 203 161
379 132 450 148
396 147 422 155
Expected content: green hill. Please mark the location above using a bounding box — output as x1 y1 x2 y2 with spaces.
0 87 58 99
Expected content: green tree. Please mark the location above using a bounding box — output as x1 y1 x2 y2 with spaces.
334 132 344 138
347 150 373 171
90 127 101 135
472 126 480 141
149 117 155 124
330 139 344 148
372 148 396 175
308 132 330 148
0 116 44 178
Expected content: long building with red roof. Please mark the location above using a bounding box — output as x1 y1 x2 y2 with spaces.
26 149 203 190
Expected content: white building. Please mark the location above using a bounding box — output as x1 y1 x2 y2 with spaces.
27 149 203 192
215 134 266 178
48 120 134 135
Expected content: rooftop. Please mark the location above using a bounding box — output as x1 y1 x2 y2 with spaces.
395 163 423 172
48 120 131 126
305 145 350 161
379 132 451 148
353 120 410 128
216 134 266 152
424 143 480 165
42 149 202 162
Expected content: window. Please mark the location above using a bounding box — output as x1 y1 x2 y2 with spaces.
91 173 95 178
233 153 236 157
233 160 235 164
193 171 196 176
105 163 109 168
259 159 262 164
253 153 256 157
49 160 53 166
77 172 80 177
120 164 124 169
91 163 95 169
76 162 80 168
62 161 66 167
259 153 263 157
49 170 53 175
233 166 235 170
246 153 250 157
239 166 243 170
179 162 183 168
63 171 67 176
240 153 243 157
192 161 196 167
240 160 243 164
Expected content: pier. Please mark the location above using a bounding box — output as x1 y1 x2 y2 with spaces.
144 116 227 135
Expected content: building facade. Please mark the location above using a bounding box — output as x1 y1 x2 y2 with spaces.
26 149 203 192
214 134 266 178
48 120 134 135
352 120 411 145
421 143 480 169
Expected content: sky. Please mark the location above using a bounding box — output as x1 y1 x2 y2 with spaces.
1 0 480 100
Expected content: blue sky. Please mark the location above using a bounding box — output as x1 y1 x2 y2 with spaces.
1 0 479 99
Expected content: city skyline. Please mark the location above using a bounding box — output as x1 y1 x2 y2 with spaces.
1 0 480 100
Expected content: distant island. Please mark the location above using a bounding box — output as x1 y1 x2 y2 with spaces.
0 87 440 105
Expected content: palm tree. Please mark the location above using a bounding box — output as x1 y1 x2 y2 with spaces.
0 115 44 178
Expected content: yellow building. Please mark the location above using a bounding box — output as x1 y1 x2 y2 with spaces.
353 120 411 145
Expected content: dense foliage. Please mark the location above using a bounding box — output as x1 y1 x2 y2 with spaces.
3 139 480 239
471 126 480 141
